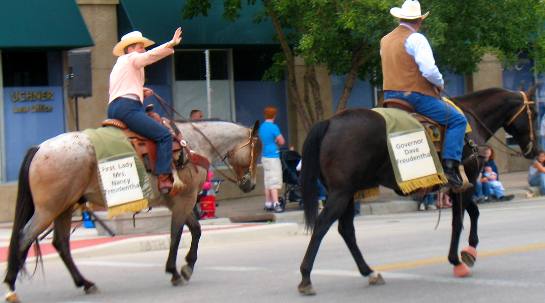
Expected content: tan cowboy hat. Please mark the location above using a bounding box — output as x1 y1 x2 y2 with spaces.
390 0 429 20
112 31 155 56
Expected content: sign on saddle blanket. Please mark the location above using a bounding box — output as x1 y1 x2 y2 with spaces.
83 127 153 218
372 108 447 194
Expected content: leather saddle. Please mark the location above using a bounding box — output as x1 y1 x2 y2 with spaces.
382 98 444 153
101 105 184 173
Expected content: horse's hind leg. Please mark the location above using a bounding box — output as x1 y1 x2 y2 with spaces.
337 199 384 286
52 207 97 294
461 194 479 268
4 211 54 302
180 214 201 281
448 193 471 277
299 191 350 296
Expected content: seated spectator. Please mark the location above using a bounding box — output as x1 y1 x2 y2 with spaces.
528 151 545 195
482 166 513 201
473 146 513 203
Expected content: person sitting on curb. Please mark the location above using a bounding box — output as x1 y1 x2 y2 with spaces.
473 146 514 203
481 166 514 202
528 151 545 195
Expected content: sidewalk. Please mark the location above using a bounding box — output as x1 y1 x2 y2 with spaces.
0 170 534 263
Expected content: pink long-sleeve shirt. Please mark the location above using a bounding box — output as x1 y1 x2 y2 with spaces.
109 42 174 103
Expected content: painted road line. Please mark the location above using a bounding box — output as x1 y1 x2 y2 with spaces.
372 242 545 272
75 242 545 273
78 260 162 268
312 270 545 288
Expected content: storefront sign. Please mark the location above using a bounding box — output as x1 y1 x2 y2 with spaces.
3 86 65 181
9 90 55 113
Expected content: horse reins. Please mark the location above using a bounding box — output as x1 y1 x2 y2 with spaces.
152 93 258 185
450 91 536 157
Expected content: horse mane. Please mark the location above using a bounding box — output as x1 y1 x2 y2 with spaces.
455 87 508 102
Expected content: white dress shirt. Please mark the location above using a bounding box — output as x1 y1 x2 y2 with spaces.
400 22 444 89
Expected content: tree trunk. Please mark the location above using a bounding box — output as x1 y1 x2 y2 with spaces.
306 65 324 121
335 44 367 112
265 1 312 131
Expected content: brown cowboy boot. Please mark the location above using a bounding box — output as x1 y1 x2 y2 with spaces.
158 174 174 194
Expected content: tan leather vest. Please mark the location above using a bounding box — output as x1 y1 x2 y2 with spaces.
380 25 438 98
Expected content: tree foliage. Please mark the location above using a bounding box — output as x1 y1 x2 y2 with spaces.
182 0 545 129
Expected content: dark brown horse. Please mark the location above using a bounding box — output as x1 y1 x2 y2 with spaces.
298 86 538 295
3 120 261 302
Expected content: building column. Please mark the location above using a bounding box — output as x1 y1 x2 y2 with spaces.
0 51 4 181
71 0 119 130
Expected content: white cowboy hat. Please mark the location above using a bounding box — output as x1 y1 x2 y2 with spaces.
112 31 155 56
390 0 429 20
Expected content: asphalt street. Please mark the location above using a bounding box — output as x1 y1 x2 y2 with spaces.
7 199 545 303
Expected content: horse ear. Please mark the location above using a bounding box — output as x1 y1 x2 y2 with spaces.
527 83 540 100
251 120 260 137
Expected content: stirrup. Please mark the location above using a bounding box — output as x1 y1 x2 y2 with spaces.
451 164 472 193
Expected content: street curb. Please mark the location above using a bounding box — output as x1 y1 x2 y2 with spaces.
275 200 419 224
53 223 300 261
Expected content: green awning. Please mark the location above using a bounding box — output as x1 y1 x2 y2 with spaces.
0 0 94 49
118 0 276 46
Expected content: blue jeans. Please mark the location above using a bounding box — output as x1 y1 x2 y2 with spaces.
488 183 505 198
108 98 173 175
474 179 491 198
384 91 467 161
529 173 545 195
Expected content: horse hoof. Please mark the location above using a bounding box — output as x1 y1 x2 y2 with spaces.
84 284 99 295
298 282 316 296
368 272 385 285
4 291 19 303
461 246 477 268
181 265 193 281
171 276 185 287
453 264 471 278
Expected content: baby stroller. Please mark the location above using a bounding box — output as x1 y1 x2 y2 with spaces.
279 149 303 209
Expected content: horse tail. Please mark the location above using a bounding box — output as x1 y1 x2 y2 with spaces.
5 146 40 280
301 120 330 231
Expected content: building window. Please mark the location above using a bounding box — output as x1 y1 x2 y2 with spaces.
233 47 279 81
175 50 228 81
2 51 48 87
173 50 233 120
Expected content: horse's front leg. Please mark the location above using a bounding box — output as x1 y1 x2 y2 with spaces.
448 192 471 277
461 192 479 268
165 203 187 286
180 213 201 281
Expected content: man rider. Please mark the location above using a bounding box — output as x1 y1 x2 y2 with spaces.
108 28 182 194
380 0 467 189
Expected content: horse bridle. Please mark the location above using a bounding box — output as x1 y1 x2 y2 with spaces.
457 91 536 157
219 130 259 185
505 91 536 157
151 92 259 186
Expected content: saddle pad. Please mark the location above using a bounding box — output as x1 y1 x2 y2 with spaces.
372 108 447 194
83 126 153 217
442 97 472 133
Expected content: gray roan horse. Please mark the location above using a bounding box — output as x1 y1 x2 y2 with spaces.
3 120 261 302
298 86 538 295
